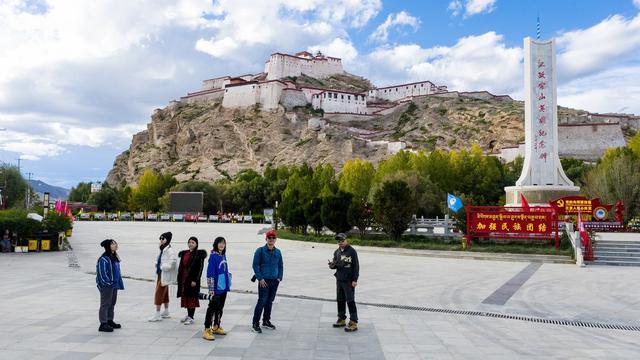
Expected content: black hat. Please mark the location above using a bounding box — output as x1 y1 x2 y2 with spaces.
335 233 347 241
100 239 113 248
160 232 172 243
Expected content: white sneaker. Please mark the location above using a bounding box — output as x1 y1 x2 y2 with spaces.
160 309 171 318
148 312 162 322
180 315 190 323
183 317 194 325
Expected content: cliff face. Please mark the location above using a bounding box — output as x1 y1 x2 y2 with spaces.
107 94 631 186
106 100 388 186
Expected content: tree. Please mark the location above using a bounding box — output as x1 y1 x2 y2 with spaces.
304 197 324 235
0 165 28 208
321 191 353 234
68 182 92 202
338 159 375 202
583 148 640 223
116 184 132 211
88 183 118 211
130 169 176 211
560 158 593 187
373 180 416 241
347 200 373 239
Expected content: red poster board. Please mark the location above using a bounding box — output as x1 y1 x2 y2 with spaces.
466 206 559 248
549 196 613 222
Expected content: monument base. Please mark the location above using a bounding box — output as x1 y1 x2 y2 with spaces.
504 185 581 206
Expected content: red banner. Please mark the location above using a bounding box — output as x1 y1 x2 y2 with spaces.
468 208 553 236
549 196 613 222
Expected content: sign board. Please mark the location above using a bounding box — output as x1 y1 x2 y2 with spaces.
168 192 204 213
549 196 613 222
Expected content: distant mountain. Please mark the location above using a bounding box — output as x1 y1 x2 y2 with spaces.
29 179 69 200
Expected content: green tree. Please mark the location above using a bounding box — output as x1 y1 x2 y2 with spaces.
373 180 416 241
347 200 373 239
338 159 375 202
628 131 640 158
116 184 132 211
68 182 92 203
304 197 324 235
130 169 175 211
321 190 353 234
88 183 118 211
0 165 28 208
583 148 640 222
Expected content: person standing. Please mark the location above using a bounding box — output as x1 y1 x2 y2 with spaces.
177 236 207 325
251 229 283 333
328 233 359 332
202 237 231 341
96 239 124 332
1 229 11 252
149 231 178 322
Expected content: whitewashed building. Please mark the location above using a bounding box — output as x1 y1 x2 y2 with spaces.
311 90 367 114
265 51 343 80
368 81 447 102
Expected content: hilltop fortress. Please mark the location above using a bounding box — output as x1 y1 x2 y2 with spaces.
179 50 450 114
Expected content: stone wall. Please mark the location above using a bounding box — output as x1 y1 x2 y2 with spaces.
281 88 308 110
265 53 343 80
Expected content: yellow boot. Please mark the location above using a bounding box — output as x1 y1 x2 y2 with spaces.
213 325 227 335
202 328 215 341
344 321 358 332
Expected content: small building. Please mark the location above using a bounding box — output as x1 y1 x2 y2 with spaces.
368 81 447 102
311 90 367 114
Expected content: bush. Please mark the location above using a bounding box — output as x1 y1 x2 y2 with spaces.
0 209 44 245
373 180 416 241
321 191 353 234
42 211 73 234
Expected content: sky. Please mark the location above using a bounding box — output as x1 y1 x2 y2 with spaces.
1 0 640 189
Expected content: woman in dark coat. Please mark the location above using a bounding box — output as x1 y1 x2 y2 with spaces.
177 236 207 325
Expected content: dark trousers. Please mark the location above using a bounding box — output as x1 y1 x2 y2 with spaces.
252 279 279 325
99 287 118 324
337 281 357 322
204 292 227 328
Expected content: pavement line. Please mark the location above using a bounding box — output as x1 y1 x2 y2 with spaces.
82 270 640 332
481 262 542 306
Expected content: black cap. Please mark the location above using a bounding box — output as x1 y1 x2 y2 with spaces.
160 232 172 243
335 233 347 241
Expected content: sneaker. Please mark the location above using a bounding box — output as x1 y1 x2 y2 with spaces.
107 320 121 329
180 315 190 323
160 309 171 318
262 321 276 330
332 319 346 328
213 325 226 335
202 328 215 341
148 313 162 322
344 320 358 332
183 317 194 325
252 323 262 333
98 323 114 332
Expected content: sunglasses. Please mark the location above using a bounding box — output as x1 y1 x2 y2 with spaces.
267 237 276 240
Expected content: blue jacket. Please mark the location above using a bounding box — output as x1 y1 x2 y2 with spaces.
96 255 124 290
252 245 283 281
207 252 231 293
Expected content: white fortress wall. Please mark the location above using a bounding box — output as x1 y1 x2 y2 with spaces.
370 81 442 102
222 82 259 108
180 89 224 104
202 76 230 90
265 52 343 80
557 123 626 160
313 91 367 114
281 88 308 110
257 81 286 110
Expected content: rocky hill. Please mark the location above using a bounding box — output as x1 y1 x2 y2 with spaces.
107 88 634 187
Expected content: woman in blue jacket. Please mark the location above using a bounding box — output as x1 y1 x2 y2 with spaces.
96 239 124 332
202 237 231 340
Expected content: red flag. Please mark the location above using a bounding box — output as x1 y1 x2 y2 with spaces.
520 194 530 210
578 210 593 260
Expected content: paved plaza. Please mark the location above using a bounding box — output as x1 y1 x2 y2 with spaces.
1 222 639 359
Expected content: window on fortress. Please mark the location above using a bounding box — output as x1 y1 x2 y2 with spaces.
406 87 409 89
341 95 344 99
421 84 424 87
348 95 351 100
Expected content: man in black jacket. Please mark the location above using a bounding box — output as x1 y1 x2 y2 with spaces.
328 233 359 332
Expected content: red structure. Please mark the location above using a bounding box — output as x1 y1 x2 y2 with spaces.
466 206 559 249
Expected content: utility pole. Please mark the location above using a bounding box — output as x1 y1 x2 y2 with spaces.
25 172 33 209
15 157 22 172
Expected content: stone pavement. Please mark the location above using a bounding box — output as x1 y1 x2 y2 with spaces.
0 222 638 359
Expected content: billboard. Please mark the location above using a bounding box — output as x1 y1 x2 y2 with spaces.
169 192 203 213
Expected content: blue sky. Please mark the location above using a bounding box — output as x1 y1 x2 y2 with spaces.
1 0 639 189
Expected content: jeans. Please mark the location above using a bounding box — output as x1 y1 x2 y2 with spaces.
204 292 227 328
252 279 279 325
98 287 118 324
336 281 357 322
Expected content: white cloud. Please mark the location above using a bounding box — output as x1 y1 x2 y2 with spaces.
194 0 380 60
367 32 522 94
309 38 359 64
448 0 496 18
635 0 640 9
556 14 640 79
369 11 421 43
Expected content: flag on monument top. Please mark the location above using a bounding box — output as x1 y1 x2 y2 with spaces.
520 194 530 210
447 193 464 213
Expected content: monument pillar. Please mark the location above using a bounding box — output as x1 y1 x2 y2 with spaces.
505 38 580 205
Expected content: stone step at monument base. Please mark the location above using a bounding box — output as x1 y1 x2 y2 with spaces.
591 240 640 267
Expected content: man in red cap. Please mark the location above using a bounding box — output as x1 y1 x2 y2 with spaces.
251 229 283 333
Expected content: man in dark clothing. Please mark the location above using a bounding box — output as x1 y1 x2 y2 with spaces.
251 229 283 333
328 233 359 332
